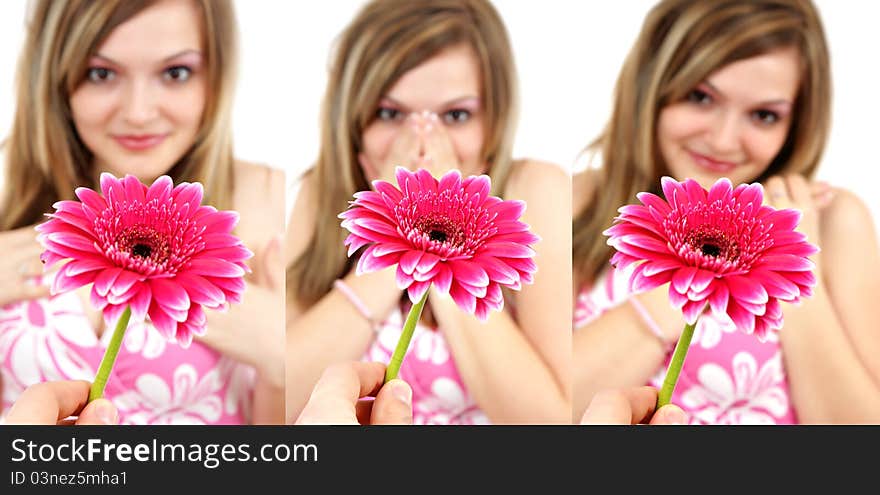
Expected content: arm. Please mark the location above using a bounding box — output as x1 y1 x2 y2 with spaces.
430 162 571 423
772 183 880 422
572 290 675 420
284 174 403 423
199 164 286 424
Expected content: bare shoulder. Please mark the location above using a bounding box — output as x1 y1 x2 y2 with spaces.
232 160 285 247
820 187 877 241
285 167 318 266
572 168 599 216
503 159 570 204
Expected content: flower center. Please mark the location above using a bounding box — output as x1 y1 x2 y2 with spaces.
700 243 721 257
116 226 170 265
132 243 152 258
429 229 448 243
416 218 462 247
686 227 740 262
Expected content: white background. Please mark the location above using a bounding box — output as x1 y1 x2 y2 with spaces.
1 0 878 232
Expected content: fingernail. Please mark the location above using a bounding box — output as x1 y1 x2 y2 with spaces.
94 400 118 425
389 379 412 405
664 407 688 425
428 112 438 122
424 123 433 132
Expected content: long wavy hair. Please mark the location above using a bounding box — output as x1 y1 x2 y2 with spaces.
1 0 239 231
289 0 520 308
572 0 831 287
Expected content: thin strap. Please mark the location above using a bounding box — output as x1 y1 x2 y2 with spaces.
333 279 381 334
629 296 673 352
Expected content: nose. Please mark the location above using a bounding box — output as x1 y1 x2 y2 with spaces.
707 111 742 155
121 79 159 126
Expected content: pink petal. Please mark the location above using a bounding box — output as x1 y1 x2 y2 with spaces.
432 264 453 294
94 267 123 297
682 299 705 325
480 241 535 258
146 175 174 204
129 284 152 321
450 260 489 287
671 266 698 293
399 250 424 275
186 258 246 278
473 256 518 285
150 277 191 312
176 273 226 307
709 284 730 316
396 265 415 289
407 280 430 304
727 300 756 334
726 275 769 305
449 283 477 315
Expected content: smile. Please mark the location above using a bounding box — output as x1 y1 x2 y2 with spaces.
113 134 168 151
687 150 738 174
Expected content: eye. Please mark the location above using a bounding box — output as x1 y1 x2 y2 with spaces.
86 67 116 84
752 109 780 125
375 107 403 122
686 89 712 106
442 109 471 125
163 66 192 82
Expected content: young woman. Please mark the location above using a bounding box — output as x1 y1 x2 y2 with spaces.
0 0 285 424
287 0 571 424
572 0 880 424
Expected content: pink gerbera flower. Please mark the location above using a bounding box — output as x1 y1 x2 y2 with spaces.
36 173 251 347
604 176 817 340
339 168 539 321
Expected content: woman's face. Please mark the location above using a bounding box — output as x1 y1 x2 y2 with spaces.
69 0 206 183
361 43 486 177
657 47 801 189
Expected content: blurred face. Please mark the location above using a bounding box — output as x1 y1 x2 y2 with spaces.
657 47 801 188
69 0 206 183
361 43 486 176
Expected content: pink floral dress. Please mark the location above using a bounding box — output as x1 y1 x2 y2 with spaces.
575 265 796 424
0 279 255 424
363 309 489 425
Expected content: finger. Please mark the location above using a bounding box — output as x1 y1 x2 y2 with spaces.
370 378 413 425
785 174 814 208
4 380 91 425
386 119 423 171
764 176 790 208
649 404 689 425
580 388 636 424
295 362 386 424
75 398 119 425
421 117 459 176
355 398 375 425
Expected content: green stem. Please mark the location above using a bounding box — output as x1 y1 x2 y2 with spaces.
385 287 430 383
89 306 132 402
657 319 697 409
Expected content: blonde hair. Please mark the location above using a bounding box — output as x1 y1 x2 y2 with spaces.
1 0 239 231
290 0 519 308
573 0 831 286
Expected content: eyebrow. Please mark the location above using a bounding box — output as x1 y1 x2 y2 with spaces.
703 80 793 107
381 95 481 110
91 49 203 66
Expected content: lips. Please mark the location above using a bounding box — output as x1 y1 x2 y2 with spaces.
687 150 738 174
113 134 168 151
